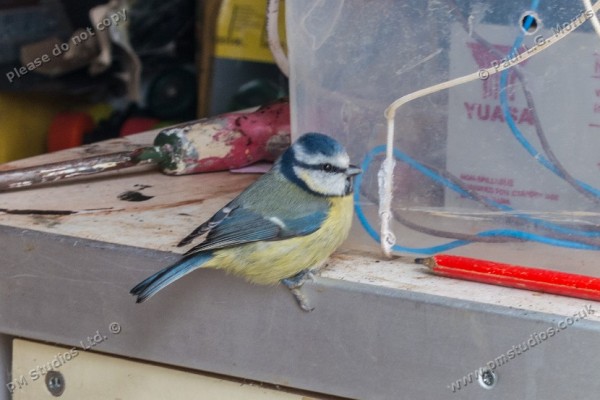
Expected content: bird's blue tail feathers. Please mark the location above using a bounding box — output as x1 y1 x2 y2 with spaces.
130 252 213 303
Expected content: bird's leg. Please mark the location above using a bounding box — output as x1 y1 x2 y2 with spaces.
281 269 315 312
282 268 315 287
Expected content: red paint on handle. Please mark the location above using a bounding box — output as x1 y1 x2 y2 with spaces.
228 99 290 162
425 255 600 302
174 99 290 175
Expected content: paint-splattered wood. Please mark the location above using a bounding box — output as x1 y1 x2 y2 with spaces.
0 129 258 253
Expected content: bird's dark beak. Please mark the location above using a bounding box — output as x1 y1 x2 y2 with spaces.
346 165 362 176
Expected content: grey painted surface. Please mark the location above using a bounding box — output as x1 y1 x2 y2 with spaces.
1 225 599 399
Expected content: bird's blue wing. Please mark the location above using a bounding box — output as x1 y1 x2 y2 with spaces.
177 206 234 247
183 206 328 256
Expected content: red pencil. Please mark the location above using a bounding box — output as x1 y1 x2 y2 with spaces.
416 255 600 302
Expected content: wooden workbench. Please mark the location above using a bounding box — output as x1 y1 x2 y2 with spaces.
1 130 600 399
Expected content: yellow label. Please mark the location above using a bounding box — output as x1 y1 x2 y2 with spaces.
215 0 287 63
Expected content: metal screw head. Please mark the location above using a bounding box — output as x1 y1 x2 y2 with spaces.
45 371 65 397
477 368 497 390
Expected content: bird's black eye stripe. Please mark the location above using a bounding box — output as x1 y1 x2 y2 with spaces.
294 160 344 173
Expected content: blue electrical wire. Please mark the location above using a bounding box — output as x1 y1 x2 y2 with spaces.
353 146 600 254
499 2 600 197
353 1 600 254
371 144 600 238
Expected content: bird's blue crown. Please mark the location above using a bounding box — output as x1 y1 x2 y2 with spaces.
294 132 344 157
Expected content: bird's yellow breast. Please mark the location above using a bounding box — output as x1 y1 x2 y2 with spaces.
205 195 354 284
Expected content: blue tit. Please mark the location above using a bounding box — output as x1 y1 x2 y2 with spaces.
130 132 361 311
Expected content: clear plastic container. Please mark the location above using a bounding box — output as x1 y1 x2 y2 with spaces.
287 0 600 275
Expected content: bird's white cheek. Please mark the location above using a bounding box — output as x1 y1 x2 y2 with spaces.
296 169 317 189
294 167 346 196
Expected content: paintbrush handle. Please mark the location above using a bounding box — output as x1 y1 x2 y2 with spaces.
0 149 157 191
0 100 291 191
